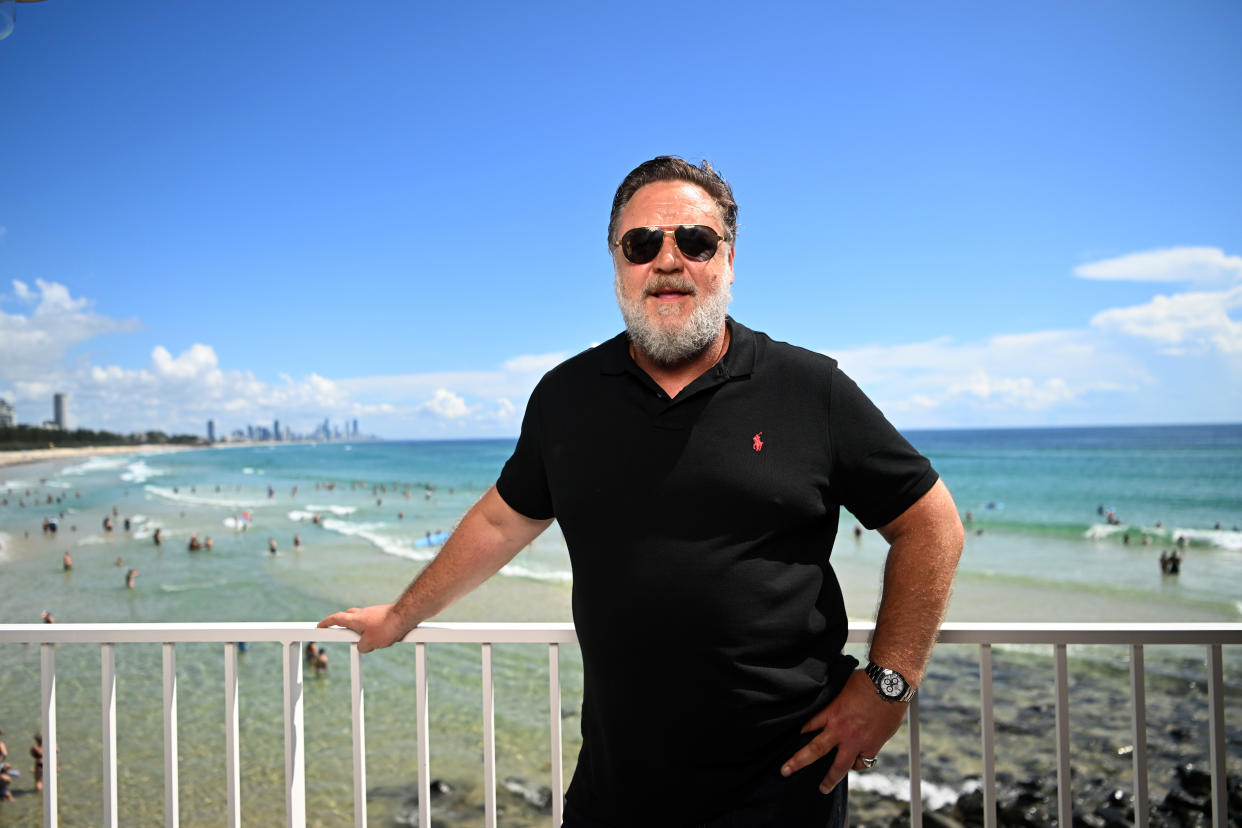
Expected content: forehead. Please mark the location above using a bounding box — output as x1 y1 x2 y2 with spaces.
619 180 722 230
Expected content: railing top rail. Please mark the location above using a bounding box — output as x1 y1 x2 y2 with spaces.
1 621 1239 646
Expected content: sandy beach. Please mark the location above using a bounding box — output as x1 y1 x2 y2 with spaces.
0 443 194 469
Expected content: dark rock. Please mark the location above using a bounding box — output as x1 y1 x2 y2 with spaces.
1175 763 1213 797
429 778 453 796
954 789 984 825
1164 786 1209 815
1167 725 1193 743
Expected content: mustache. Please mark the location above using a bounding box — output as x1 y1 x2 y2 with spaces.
642 276 697 296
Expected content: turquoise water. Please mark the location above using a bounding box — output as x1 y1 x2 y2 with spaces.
1 425 1240 824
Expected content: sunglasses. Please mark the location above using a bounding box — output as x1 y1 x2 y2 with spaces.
614 224 728 265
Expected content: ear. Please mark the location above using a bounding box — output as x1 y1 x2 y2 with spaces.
726 242 736 284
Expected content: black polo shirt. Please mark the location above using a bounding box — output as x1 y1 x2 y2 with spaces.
497 318 938 823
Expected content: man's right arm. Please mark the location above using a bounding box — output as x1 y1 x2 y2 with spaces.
317 485 552 652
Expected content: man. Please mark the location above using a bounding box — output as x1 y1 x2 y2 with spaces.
320 156 963 826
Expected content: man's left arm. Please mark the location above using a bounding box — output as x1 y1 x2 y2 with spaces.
780 478 964 794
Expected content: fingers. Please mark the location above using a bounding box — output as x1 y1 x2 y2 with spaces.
818 748 855 795
316 610 357 630
780 730 833 779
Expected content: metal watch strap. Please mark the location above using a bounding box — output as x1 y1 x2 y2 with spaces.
864 660 917 703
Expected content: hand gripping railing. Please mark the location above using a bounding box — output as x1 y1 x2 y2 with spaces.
1 621 1238 828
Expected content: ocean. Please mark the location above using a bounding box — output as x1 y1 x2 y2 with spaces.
1 424 1239 825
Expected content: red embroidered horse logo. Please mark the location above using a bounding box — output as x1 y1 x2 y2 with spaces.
752 432 764 452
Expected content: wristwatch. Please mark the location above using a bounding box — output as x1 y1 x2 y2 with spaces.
864 661 917 703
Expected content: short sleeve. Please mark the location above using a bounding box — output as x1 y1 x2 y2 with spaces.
827 368 938 529
496 382 556 520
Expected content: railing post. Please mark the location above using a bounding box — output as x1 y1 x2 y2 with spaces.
908 692 922 828
1206 644 1226 828
101 642 118 828
482 642 497 828
41 642 58 828
549 642 563 828
979 643 996 828
349 642 367 828
1129 644 1148 828
163 642 180 828
416 641 430 828
1054 644 1072 827
224 642 241 828
283 641 306 827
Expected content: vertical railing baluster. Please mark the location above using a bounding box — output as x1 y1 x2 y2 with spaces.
349 642 367 828
1129 644 1148 828
101 642 118 828
549 642 563 828
283 642 306 827
1206 644 1226 828
41 642 59 828
416 641 430 828
907 693 922 827
979 643 996 828
224 642 241 828
482 643 497 828
1054 643 1071 827
162 642 180 828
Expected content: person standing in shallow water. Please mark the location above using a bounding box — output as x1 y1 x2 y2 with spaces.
321 156 963 827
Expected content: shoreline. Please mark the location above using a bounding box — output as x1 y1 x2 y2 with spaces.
0 443 195 470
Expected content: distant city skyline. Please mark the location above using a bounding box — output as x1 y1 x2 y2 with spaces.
2 3 1240 437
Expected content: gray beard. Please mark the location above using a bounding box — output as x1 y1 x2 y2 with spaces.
615 275 732 367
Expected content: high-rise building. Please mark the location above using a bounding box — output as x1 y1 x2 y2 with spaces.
53 393 69 430
207 419 217 443
352 418 359 436
274 420 281 441
0 398 15 427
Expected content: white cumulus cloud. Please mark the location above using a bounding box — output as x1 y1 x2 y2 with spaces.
1090 285 1242 355
420 388 472 420
1075 247 1242 285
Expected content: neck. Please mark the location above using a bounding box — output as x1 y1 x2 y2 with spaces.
630 324 730 399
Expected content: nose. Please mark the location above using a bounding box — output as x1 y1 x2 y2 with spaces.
652 230 684 271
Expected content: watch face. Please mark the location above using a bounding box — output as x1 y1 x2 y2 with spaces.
879 672 906 698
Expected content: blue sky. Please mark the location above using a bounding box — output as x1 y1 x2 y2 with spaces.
2 1 1240 439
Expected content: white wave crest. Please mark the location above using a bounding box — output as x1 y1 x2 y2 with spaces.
307 504 357 516
1172 527 1242 552
499 561 573 584
121 461 165 484
60 456 126 476
1084 524 1128 541
145 484 257 510
320 518 434 562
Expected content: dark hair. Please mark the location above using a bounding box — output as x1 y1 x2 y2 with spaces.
607 156 738 249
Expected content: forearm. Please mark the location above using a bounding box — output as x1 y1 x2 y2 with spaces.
388 486 551 634
869 479 964 685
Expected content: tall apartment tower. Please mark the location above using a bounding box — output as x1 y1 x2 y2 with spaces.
207 419 217 443
274 420 282 441
53 393 70 430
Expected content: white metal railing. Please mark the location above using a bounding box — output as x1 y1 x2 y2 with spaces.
1 621 1238 828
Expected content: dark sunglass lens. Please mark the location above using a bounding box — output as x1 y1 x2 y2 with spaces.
675 226 720 261
621 227 664 264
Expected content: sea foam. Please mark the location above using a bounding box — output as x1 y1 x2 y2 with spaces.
121 461 165 484
145 484 257 510
848 771 972 811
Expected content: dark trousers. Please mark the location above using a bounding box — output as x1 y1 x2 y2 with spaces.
561 765 847 828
